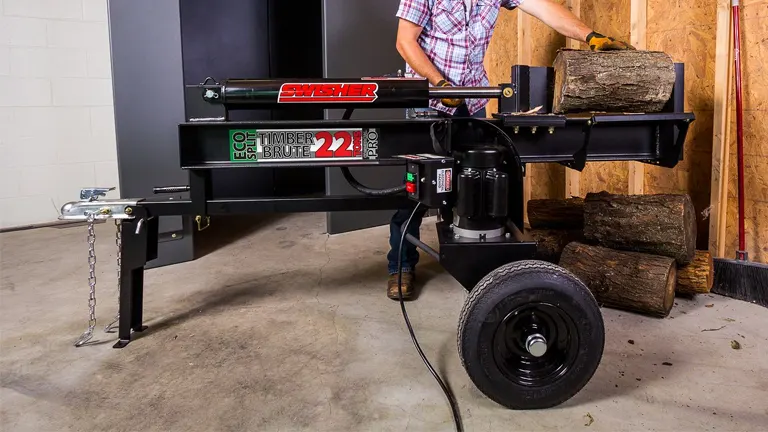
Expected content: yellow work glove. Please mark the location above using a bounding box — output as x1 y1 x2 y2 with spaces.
436 79 463 108
586 31 635 51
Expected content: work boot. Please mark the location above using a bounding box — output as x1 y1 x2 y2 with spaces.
387 271 415 300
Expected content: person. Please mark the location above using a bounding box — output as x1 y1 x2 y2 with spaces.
386 0 633 300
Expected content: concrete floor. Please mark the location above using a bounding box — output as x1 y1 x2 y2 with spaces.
1 212 767 432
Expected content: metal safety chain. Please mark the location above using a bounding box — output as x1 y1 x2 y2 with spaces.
104 220 122 333
74 212 98 347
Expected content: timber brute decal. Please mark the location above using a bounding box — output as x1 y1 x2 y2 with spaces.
229 128 380 162
277 83 379 103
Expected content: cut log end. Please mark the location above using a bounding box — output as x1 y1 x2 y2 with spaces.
663 264 677 314
676 250 714 295
527 197 585 230
529 228 585 263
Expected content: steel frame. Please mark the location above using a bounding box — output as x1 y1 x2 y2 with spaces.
61 63 695 349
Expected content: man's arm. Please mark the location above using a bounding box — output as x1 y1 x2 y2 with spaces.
511 0 634 49
514 0 592 42
395 18 445 85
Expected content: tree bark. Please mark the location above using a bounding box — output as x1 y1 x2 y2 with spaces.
529 229 584 263
676 250 714 295
584 191 697 265
527 197 585 229
552 49 677 114
559 242 677 318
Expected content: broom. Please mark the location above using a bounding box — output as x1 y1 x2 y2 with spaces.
711 0 768 308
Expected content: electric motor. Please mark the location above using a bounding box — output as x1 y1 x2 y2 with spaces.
453 148 509 239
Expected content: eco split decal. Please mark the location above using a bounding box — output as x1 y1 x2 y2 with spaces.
277 83 379 103
229 128 380 162
230 129 258 161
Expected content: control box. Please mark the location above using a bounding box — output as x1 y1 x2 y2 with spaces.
397 154 455 207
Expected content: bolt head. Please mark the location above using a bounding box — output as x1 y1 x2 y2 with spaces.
526 334 548 357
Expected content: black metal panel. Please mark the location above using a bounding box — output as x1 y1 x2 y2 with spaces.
267 0 327 196
179 0 277 200
529 66 554 113
108 0 194 269
437 222 538 290
322 0 412 234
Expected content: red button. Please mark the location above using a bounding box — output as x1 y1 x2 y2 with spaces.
406 182 416 194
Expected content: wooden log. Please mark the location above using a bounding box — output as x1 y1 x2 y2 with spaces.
676 250 714 295
559 242 677 318
584 191 697 265
552 49 676 114
527 197 585 229
529 229 585 263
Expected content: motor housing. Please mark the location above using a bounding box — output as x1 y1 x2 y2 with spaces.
453 148 509 240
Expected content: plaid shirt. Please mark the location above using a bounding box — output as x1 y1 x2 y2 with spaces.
396 0 523 115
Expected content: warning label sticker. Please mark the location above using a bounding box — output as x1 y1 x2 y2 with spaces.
436 168 452 193
229 128 379 163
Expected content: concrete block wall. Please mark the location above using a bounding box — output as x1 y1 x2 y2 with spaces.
0 0 119 229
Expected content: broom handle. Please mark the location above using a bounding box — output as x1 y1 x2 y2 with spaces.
733 0 746 259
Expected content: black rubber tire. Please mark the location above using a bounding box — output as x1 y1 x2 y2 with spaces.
457 260 604 410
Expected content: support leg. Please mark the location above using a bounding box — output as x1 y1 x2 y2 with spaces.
131 268 147 333
113 208 152 349
114 268 135 348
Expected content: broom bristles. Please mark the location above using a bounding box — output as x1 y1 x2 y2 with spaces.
712 258 768 308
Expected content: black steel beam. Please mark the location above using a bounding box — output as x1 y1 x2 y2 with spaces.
177 113 694 170
139 194 415 216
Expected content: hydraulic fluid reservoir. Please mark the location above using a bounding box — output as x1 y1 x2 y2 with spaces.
457 168 482 218
485 170 509 218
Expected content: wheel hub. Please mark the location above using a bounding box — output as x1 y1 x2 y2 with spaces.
525 333 548 357
492 302 580 387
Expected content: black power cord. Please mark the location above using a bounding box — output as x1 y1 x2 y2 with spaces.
396 203 463 432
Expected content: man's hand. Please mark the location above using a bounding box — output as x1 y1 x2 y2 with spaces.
436 80 463 108
586 31 635 51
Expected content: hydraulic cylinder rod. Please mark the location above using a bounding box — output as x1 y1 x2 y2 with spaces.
200 78 503 109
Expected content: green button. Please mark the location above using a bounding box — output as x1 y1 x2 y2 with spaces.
406 172 415 182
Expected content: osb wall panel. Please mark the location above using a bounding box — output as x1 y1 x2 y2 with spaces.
577 0 632 196
529 0 567 200
721 4 768 262
645 0 717 249
484 8 518 116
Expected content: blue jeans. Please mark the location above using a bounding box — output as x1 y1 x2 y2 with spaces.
387 104 487 275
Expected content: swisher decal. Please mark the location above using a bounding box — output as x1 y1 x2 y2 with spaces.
277 83 379 103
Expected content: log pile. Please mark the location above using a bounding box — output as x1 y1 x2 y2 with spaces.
527 191 713 318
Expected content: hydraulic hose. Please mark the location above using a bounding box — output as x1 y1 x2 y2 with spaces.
339 107 406 196
340 167 406 196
